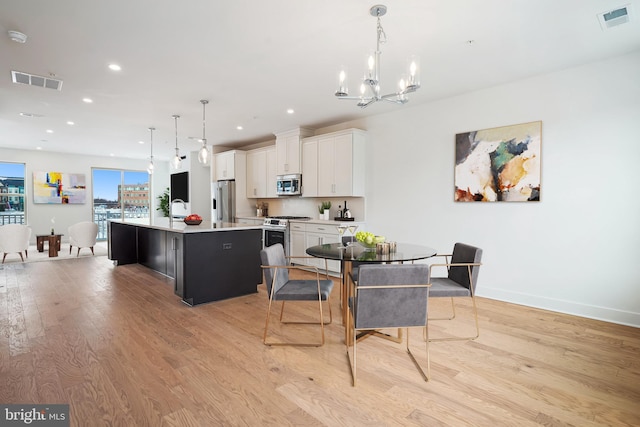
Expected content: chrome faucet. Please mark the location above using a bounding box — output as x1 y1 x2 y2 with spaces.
169 198 187 227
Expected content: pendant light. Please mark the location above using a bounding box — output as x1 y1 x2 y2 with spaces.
147 127 155 174
197 99 210 165
172 114 182 170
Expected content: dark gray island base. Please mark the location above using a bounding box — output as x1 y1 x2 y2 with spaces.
108 220 263 306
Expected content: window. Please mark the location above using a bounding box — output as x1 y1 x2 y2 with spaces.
92 168 150 240
0 162 26 225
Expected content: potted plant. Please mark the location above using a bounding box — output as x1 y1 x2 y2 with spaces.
321 201 331 220
157 187 170 217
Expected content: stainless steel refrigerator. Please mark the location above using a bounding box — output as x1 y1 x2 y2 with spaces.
212 180 236 223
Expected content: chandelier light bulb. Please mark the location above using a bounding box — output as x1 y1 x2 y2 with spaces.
198 145 209 164
147 161 154 174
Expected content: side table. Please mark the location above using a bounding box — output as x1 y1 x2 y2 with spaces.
36 234 63 257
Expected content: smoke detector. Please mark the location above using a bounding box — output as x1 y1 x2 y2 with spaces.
598 5 633 30
8 30 27 43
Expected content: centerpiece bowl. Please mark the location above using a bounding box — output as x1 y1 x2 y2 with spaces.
184 219 202 225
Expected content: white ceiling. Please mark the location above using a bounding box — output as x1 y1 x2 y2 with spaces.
1 0 639 161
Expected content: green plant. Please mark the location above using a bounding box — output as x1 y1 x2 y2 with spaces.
157 187 170 217
318 201 331 213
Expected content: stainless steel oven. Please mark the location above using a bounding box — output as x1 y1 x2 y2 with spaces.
262 216 311 257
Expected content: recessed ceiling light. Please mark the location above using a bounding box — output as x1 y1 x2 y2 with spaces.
110 153 114 157
8 30 27 44
108 64 122 71
236 125 243 130
287 109 294 114
82 97 93 103
46 129 53 134
36 146 42 150
138 140 145 144
67 121 74 125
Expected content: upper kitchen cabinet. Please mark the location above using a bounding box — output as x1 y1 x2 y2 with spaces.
302 129 367 197
214 150 245 181
246 146 277 198
275 127 314 175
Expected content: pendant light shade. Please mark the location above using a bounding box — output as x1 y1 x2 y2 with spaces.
197 99 210 165
172 115 182 170
147 127 155 174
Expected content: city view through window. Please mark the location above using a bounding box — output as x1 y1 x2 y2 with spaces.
0 164 150 241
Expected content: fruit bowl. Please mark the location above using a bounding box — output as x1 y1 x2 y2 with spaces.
184 219 202 225
354 231 385 250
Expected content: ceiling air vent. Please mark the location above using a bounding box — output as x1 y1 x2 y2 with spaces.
598 5 632 30
11 70 63 91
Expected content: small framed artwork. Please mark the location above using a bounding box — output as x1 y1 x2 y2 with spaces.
454 121 541 202
33 171 86 204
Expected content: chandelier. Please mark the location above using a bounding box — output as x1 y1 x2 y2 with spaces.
172 114 182 170
335 4 420 108
197 99 210 165
147 127 155 174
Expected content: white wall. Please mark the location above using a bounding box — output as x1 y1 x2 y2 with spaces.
317 51 640 327
0 148 169 243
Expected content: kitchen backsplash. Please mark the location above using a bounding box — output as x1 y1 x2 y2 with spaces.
255 197 365 221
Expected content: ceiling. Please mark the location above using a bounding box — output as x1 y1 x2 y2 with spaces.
1 0 639 161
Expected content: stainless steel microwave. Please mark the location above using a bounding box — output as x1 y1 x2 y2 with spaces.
276 174 302 196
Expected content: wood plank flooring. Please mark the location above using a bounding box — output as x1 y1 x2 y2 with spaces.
1 256 639 426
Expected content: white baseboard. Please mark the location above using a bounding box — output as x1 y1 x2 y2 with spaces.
477 287 640 328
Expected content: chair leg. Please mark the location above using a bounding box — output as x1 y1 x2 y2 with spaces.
77 248 81 257
25 249 28 259
406 327 430 382
19 253 24 262
2 253 6 263
427 296 480 342
90 246 94 255
69 245 73 254
347 322 358 386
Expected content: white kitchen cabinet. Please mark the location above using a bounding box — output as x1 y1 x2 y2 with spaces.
214 150 243 180
246 146 277 199
302 129 366 197
275 127 314 175
266 146 277 198
289 221 342 273
301 138 318 197
246 148 267 198
290 222 307 262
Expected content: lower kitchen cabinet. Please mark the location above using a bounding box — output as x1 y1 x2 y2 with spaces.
289 221 344 273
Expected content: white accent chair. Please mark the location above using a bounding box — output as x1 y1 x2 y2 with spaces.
0 224 32 263
68 221 98 256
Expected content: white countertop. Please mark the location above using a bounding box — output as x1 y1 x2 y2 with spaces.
109 218 263 233
236 216 364 226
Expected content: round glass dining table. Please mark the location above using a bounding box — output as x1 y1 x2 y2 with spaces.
306 242 437 343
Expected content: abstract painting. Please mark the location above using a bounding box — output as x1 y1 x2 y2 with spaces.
33 171 86 204
454 121 541 202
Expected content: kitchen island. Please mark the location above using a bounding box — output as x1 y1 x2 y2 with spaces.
108 218 263 306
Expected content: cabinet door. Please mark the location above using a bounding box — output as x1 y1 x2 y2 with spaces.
290 230 307 264
246 150 266 198
276 135 301 174
301 138 318 197
215 152 235 180
333 134 353 196
317 136 335 196
266 147 278 198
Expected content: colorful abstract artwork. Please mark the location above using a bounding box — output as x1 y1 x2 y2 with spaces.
33 171 86 204
454 121 541 202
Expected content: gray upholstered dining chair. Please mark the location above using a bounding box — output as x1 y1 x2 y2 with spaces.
347 263 431 386
427 242 483 342
260 243 334 346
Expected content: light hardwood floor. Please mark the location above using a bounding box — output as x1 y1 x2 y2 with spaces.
1 256 638 426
